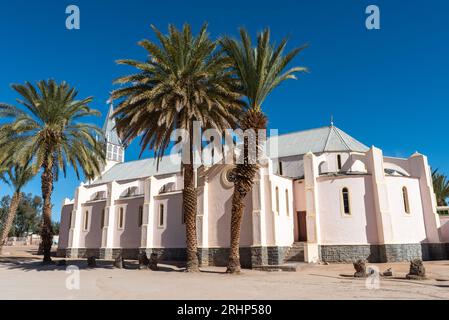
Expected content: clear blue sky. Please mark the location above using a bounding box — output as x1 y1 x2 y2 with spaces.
0 0 448 221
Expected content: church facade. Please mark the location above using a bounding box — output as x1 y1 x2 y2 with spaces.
57 105 449 267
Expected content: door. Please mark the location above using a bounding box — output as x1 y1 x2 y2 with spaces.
296 211 307 242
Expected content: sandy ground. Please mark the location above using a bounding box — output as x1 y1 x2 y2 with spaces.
0 246 449 300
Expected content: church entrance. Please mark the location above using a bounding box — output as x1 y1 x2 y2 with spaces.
295 211 307 242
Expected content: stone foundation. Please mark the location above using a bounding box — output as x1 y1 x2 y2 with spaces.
60 246 290 268
250 246 290 266
320 243 449 262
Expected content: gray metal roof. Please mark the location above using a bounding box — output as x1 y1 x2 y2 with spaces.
92 125 369 184
102 103 122 146
267 125 369 158
92 155 181 185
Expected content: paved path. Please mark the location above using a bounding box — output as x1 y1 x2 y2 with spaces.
1 246 448 299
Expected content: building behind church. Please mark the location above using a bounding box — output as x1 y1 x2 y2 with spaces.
57 105 449 267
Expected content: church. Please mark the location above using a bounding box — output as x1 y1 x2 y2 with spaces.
57 105 449 267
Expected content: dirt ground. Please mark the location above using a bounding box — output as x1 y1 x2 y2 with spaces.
1 246 448 300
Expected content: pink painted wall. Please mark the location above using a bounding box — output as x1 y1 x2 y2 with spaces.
293 180 306 243
293 180 306 212
58 204 73 249
152 192 186 248
113 197 144 248
383 157 411 176
317 175 378 244
269 174 294 246
207 167 253 247
384 176 427 243
438 215 449 242
79 201 106 248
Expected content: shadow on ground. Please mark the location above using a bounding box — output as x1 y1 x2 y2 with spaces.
0 254 221 274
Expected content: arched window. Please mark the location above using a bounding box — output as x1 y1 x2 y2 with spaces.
285 190 290 216
138 205 143 227
101 208 105 228
337 154 342 171
275 187 280 214
279 161 283 175
402 187 410 214
342 187 351 215
118 207 124 229
83 210 89 231
158 204 165 227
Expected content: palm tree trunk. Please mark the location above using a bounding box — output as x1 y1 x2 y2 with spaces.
40 157 54 263
183 162 199 272
227 109 267 273
0 192 22 252
183 122 199 272
227 163 258 273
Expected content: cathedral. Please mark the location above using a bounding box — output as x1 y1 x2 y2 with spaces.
57 105 449 267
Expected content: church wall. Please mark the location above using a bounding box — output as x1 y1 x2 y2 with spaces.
152 192 185 248
317 175 378 245
207 167 253 248
269 174 294 246
385 176 427 243
439 216 449 243
293 180 306 212
113 197 144 248
58 204 73 250
383 157 411 176
79 201 106 248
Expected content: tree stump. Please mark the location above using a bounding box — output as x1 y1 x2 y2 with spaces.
138 252 150 270
57 259 67 266
353 259 367 278
149 253 158 271
406 259 426 280
114 254 124 269
87 256 96 268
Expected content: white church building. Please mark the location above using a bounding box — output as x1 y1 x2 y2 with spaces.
57 105 449 267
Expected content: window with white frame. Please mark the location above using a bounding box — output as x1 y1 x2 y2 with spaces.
158 203 165 228
138 205 143 227
275 187 280 214
402 186 410 214
341 187 351 215
83 210 89 231
117 207 125 229
285 189 290 216
101 208 106 228
337 154 342 171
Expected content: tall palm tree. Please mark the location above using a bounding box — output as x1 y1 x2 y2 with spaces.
111 23 244 272
220 28 307 273
0 80 105 262
432 169 449 207
0 161 34 250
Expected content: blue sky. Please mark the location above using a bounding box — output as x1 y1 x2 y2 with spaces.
0 0 448 221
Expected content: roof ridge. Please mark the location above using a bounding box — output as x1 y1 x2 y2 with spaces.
332 126 351 150
322 126 333 152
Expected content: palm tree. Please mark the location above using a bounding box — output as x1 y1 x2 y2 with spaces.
0 80 105 262
111 23 244 272
0 161 34 250
220 28 307 273
432 169 449 206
